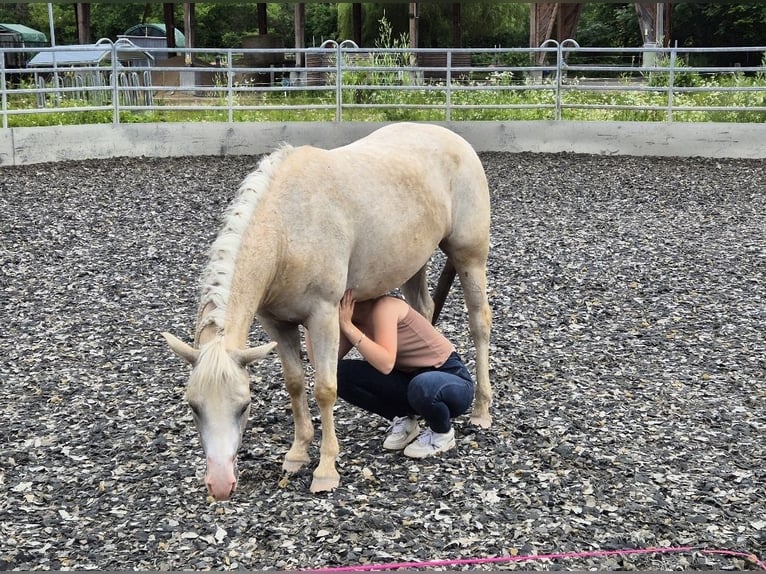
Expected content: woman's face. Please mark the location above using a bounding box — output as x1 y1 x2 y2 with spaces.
351 298 375 322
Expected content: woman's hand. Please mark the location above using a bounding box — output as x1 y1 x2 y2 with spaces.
338 289 356 331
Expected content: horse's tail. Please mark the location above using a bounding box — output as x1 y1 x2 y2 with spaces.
431 257 456 325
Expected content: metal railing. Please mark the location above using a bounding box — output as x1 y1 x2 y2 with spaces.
1 39 764 127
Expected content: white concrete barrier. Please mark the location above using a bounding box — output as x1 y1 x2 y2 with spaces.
2 121 764 166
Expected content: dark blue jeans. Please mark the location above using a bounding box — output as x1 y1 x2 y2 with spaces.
336 352 475 434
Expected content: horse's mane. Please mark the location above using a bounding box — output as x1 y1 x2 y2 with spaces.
195 144 295 344
190 335 242 390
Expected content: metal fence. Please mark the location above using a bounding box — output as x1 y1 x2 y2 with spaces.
1 38 764 128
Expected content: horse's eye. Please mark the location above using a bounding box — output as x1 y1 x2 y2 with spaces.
189 402 202 418
237 403 250 418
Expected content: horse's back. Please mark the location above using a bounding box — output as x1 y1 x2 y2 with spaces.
341 123 491 254
272 123 487 239
341 123 483 169
256 123 489 304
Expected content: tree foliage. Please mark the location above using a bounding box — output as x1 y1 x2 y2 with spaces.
305 3 339 46
577 3 643 48
337 3 409 45
193 3 260 48
0 2 762 57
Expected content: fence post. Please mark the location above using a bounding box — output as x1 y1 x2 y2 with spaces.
667 45 677 122
335 42 343 121
539 39 560 120
445 50 452 122
557 39 580 121
556 41 564 120
227 49 234 123
1 54 7 129
111 43 120 124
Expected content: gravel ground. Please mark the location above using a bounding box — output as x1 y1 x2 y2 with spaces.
1 150 764 571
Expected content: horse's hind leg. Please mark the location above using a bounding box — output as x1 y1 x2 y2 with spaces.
401 265 435 322
449 248 492 428
431 257 456 325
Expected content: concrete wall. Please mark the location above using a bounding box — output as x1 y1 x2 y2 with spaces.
1 121 764 166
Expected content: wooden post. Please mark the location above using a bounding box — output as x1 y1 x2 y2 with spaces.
530 3 558 66
295 3 305 67
184 3 195 64
409 3 419 66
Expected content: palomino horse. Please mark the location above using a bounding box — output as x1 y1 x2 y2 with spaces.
162 122 492 499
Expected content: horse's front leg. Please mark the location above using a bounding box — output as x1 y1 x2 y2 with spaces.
282 357 314 473
305 305 341 493
263 321 314 473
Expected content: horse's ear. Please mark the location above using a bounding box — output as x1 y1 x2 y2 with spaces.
232 341 278 367
162 332 199 365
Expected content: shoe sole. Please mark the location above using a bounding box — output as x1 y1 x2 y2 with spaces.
383 425 420 451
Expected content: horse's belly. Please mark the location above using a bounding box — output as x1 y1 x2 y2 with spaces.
345 242 438 299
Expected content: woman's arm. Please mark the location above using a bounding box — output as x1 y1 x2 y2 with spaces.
339 291 403 374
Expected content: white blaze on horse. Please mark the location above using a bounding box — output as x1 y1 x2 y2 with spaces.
162 123 492 499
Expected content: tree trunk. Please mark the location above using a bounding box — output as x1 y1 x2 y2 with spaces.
163 3 176 59
452 3 461 47
75 3 91 44
352 3 362 46
258 4 268 35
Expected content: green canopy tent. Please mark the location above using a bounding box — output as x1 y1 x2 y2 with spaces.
0 23 48 68
123 23 185 48
0 23 47 45
121 23 186 61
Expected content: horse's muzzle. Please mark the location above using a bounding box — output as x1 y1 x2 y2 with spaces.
205 457 238 501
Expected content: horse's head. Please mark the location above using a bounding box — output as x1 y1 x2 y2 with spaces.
162 332 277 500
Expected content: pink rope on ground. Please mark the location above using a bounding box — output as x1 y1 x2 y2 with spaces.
303 545 766 572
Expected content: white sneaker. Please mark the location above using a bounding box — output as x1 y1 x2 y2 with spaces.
403 427 456 459
383 416 420 450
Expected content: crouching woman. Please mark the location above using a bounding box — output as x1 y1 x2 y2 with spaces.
309 289 475 458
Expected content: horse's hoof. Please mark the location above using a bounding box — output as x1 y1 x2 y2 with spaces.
282 458 308 473
470 412 492 429
310 475 340 493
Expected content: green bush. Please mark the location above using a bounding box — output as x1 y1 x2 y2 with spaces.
646 55 703 88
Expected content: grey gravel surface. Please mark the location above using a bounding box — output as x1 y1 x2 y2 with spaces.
1 151 764 571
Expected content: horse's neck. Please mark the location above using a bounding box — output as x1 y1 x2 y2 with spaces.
196 165 285 349
195 240 275 349
195 303 256 349
195 302 222 347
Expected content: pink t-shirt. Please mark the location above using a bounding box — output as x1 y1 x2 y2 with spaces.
394 306 455 371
